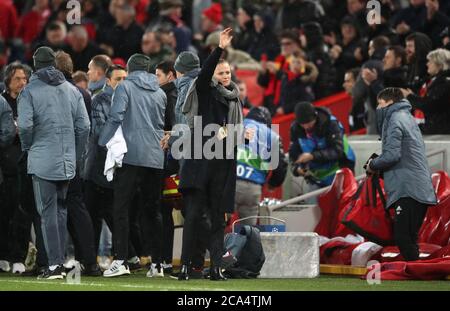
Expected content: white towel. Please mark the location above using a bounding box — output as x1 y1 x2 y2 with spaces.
104 126 127 182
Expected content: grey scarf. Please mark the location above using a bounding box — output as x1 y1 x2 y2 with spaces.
211 79 243 126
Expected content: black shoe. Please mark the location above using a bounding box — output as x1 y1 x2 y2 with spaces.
37 266 65 280
82 264 102 276
22 266 46 277
209 267 227 281
163 265 173 275
128 261 142 272
178 265 189 281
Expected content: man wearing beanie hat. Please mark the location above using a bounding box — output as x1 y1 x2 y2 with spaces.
171 51 201 128
17 46 90 279
99 53 167 278
289 102 355 198
300 22 337 99
234 4 257 51
201 3 223 37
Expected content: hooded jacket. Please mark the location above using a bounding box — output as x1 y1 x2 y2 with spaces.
406 33 432 92
302 22 336 98
98 71 166 169
369 100 437 208
17 67 90 180
84 84 114 188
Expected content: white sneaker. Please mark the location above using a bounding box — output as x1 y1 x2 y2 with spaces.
103 260 130 277
0 260 10 272
12 263 26 274
146 263 164 278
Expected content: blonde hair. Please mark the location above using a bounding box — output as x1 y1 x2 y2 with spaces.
427 49 450 71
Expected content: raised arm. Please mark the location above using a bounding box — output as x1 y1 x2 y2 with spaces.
197 28 233 91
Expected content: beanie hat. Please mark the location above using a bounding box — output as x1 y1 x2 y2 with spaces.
127 53 151 73
246 106 272 127
174 51 200 74
205 31 220 47
202 3 222 25
240 4 257 19
295 102 317 124
33 46 56 70
301 22 323 48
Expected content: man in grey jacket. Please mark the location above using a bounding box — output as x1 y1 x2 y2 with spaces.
366 87 437 261
17 47 90 279
99 54 166 278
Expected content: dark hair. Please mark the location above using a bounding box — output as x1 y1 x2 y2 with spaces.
3 62 31 91
371 35 390 50
105 64 126 79
217 58 229 66
46 21 63 32
345 67 360 80
156 61 176 77
72 71 88 84
279 29 301 47
377 87 404 103
90 55 112 74
387 45 406 66
55 51 73 76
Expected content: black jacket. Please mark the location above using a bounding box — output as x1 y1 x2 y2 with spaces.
406 33 432 92
161 81 177 131
0 90 20 176
407 69 450 135
178 47 239 213
161 81 178 176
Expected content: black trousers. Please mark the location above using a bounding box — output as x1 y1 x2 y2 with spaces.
112 164 163 261
392 197 428 261
161 201 174 264
84 181 114 255
66 174 97 266
0 170 46 266
10 167 47 266
179 199 210 269
180 160 228 268
0 174 20 260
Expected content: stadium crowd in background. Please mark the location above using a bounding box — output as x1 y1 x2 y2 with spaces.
1 0 450 280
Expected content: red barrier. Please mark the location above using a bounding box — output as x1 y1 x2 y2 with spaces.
272 92 354 149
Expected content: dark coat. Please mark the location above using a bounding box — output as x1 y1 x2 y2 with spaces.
161 81 179 177
161 81 177 131
407 69 450 135
178 47 239 213
0 91 21 176
406 33 432 93
369 100 437 207
247 27 280 61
